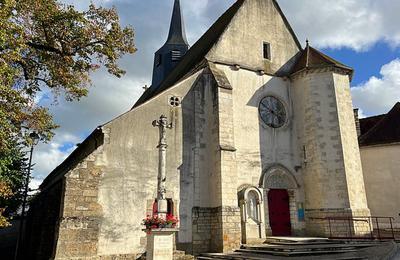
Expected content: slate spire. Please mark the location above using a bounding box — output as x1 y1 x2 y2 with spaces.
166 0 188 45
151 0 189 88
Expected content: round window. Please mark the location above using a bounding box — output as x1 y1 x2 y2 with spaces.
259 96 287 128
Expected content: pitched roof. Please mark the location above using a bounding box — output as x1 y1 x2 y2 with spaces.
133 0 302 109
133 0 246 109
359 102 400 146
207 62 233 90
359 114 386 136
290 42 354 78
271 0 302 50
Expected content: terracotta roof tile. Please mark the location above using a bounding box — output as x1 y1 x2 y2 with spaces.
290 43 353 78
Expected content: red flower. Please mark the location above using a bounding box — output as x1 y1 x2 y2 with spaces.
143 214 179 230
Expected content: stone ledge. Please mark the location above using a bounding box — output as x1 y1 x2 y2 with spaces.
219 145 237 152
142 228 179 233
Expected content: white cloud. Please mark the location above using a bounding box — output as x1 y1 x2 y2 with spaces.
351 59 400 116
29 179 43 192
32 133 80 181
279 0 400 51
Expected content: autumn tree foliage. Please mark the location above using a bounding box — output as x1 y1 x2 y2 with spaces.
0 0 136 227
0 181 13 227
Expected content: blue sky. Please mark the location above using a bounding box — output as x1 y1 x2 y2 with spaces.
323 42 400 86
30 0 400 189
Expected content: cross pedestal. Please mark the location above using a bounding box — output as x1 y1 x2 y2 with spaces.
145 228 179 260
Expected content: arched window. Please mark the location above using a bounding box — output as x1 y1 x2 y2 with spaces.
247 191 259 222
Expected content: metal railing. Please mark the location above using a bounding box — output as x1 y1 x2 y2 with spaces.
310 216 396 240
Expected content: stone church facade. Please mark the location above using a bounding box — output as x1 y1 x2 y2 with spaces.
22 0 398 259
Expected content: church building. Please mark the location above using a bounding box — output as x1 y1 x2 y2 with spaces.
22 0 399 259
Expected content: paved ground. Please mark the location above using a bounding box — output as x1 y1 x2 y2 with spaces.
393 242 400 260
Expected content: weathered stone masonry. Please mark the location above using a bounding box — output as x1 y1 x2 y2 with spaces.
54 160 103 259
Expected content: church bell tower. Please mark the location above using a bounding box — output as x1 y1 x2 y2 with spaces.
151 0 189 88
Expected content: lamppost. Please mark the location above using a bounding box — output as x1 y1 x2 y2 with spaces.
14 131 39 260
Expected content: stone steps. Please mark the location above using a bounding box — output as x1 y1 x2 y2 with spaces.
236 248 358 256
196 239 397 259
242 242 379 252
264 237 332 244
197 252 366 260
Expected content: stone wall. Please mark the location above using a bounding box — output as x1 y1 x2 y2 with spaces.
361 143 400 228
192 207 220 254
207 0 300 74
333 73 369 210
293 70 350 210
292 68 370 237
54 153 104 259
192 206 240 255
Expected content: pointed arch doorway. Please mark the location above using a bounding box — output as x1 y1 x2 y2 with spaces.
261 165 300 237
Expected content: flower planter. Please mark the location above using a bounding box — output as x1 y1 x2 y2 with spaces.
143 215 179 231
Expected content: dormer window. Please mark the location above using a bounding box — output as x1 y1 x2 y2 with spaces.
263 42 271 60
171 50 181 62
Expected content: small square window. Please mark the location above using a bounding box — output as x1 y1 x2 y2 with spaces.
263 42 271 60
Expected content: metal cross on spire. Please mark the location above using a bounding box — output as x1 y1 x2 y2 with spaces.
152 115 173 219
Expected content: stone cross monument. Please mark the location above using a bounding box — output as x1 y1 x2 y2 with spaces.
152 115 173 219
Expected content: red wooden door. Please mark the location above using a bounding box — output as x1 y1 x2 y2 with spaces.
268 189 291 236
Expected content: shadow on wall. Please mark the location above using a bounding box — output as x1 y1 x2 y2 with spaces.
245 50 301 175
178 74 205 254
245 54 305 236
246 76 295 174
178 71 221 254
178 77 196 253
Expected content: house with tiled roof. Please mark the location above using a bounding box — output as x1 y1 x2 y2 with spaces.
356 103 400 228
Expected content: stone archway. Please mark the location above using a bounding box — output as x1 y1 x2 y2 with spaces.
261 165 299 190
261 165 300 236
238 186 266 244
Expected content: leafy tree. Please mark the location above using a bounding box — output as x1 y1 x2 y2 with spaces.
0 0 136 226
0 140 27 227
0 183 13 227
